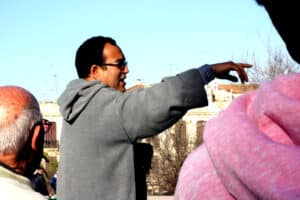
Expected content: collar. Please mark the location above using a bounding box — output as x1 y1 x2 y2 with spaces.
0 165 31 187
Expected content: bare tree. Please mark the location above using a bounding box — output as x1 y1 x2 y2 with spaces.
249 47 300 83
145 120 205 195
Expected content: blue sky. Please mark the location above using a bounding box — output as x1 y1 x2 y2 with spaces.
0 0 288 101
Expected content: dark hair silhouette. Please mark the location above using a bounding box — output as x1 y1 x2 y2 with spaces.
75 36 118 78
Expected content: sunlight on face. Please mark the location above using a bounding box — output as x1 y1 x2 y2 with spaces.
100 43 129 92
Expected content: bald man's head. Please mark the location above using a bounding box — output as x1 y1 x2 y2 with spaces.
0 86 39 127
0 86 41 154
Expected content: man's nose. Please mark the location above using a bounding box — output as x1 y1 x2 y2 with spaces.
123 65 129 73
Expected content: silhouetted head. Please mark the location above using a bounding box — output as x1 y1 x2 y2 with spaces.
256 0 300 63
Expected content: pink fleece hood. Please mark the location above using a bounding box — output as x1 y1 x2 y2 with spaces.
175 73 300 200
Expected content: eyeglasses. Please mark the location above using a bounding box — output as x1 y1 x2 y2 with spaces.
101 60 128 71
42 119 51 126
42 119 51 133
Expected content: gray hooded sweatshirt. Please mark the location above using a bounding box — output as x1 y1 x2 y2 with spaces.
57 67 212 200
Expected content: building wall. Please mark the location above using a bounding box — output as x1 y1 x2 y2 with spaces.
39 101 62 161
39 101 63 141
152 82 259 147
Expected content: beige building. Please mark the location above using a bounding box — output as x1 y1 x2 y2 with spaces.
39 101 62 161
182 81 259 138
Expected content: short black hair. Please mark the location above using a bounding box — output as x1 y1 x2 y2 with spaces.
75 36 117 78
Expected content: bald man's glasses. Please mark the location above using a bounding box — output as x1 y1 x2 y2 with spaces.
42 119 51 134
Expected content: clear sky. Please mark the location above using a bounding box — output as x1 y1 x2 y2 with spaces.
0 0 288 101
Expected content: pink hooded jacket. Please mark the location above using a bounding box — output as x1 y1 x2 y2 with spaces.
175 73 300 200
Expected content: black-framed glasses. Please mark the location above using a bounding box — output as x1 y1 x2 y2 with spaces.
42 119 51 133
101 60 128 71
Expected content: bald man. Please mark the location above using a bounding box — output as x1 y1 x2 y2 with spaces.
0 86 46 200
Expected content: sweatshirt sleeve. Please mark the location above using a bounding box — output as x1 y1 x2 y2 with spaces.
115 67 211 142
197 64 215 84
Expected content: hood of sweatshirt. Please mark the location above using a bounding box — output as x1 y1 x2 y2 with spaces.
58 79 106 122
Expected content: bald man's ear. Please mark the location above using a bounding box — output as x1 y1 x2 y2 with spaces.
22 123 44 178
31 124 44 151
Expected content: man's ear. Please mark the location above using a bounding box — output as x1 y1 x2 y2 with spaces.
31 124 43 151
88 64 100 80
